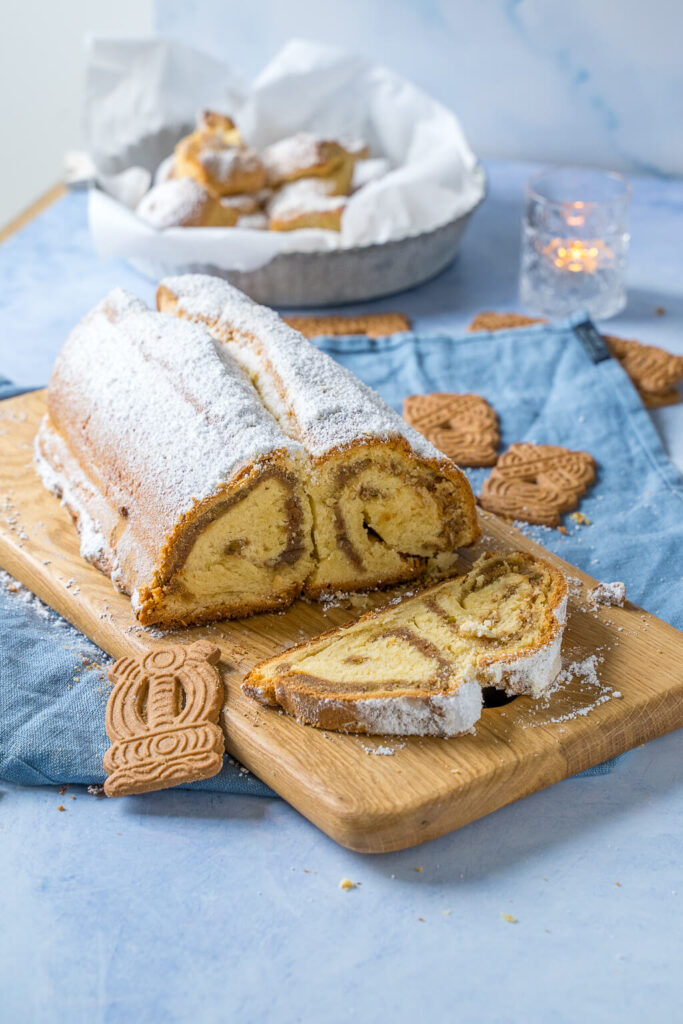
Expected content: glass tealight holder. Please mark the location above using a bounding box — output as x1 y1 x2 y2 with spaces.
519 167 631 320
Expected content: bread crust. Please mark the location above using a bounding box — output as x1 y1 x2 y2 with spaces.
35 289 314 628
37 281 480 630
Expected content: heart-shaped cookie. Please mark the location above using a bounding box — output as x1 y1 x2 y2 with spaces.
604 334 683 407
403 393 499 467
479 442 596 527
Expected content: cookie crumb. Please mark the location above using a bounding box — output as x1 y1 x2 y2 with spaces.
570 511 592 526
57 805 65 812
339 878 357 891
87 784 105 797
501 913 518 923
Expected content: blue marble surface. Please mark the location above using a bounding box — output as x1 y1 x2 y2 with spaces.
155 1 683 176
1 162 682 1022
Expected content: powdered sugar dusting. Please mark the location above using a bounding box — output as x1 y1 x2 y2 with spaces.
198 145 262 183
160 275 448 462
42 288 304 582
543 655 620 723
350 679 483 738
34 435 109 567
590 581 626 608
137 178 210 229
268 179 347 220
262 132 335 183
0 568 59 622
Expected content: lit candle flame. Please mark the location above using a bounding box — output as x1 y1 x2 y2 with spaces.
542 237 613 274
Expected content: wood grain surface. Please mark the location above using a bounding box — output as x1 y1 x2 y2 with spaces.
0 182 66 244
1 391 681 852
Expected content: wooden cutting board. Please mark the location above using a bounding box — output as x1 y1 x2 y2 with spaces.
1 391 682 852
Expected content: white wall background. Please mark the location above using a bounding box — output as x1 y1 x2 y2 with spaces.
0 0 153 227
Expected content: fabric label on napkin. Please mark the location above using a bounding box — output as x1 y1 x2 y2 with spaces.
572 319 612 363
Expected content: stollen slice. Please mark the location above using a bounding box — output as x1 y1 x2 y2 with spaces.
243 551 567 737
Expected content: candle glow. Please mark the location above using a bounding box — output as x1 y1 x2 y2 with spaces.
542 236 614 274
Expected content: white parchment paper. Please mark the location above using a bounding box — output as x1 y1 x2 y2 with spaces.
86 37 485 272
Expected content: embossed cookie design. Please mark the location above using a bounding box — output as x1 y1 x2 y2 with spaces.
284 312 411 339
604 334 683 407
403 393 500 467
479 442 596 527
468 312 547 333
104 640 225 797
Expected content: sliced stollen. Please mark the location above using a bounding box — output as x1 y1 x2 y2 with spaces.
35 289 314 627
157 274 480 596
243 552 568 736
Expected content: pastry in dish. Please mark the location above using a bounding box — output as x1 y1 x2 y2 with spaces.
267 179 347 232
195 110 243 147
157 274 480 596
34 289 314 626
243 552 568 736
174 111 265 198
262 132 355 194
145 121 369 233
136 179 239 229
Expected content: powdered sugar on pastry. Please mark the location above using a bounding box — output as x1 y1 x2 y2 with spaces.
349 680 482 737
198 146 262 183
137 179 211 229
268 179 346 219
262 132 335 182
158 274 448 463
47 288 301 511
36 288 305 604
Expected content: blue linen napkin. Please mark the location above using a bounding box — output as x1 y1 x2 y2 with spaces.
1 315 681 791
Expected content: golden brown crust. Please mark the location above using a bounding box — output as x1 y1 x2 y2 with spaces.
283 313 411 338
479 442 596 527
135 582 302 629
174 124 265 198
403 393 499 467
